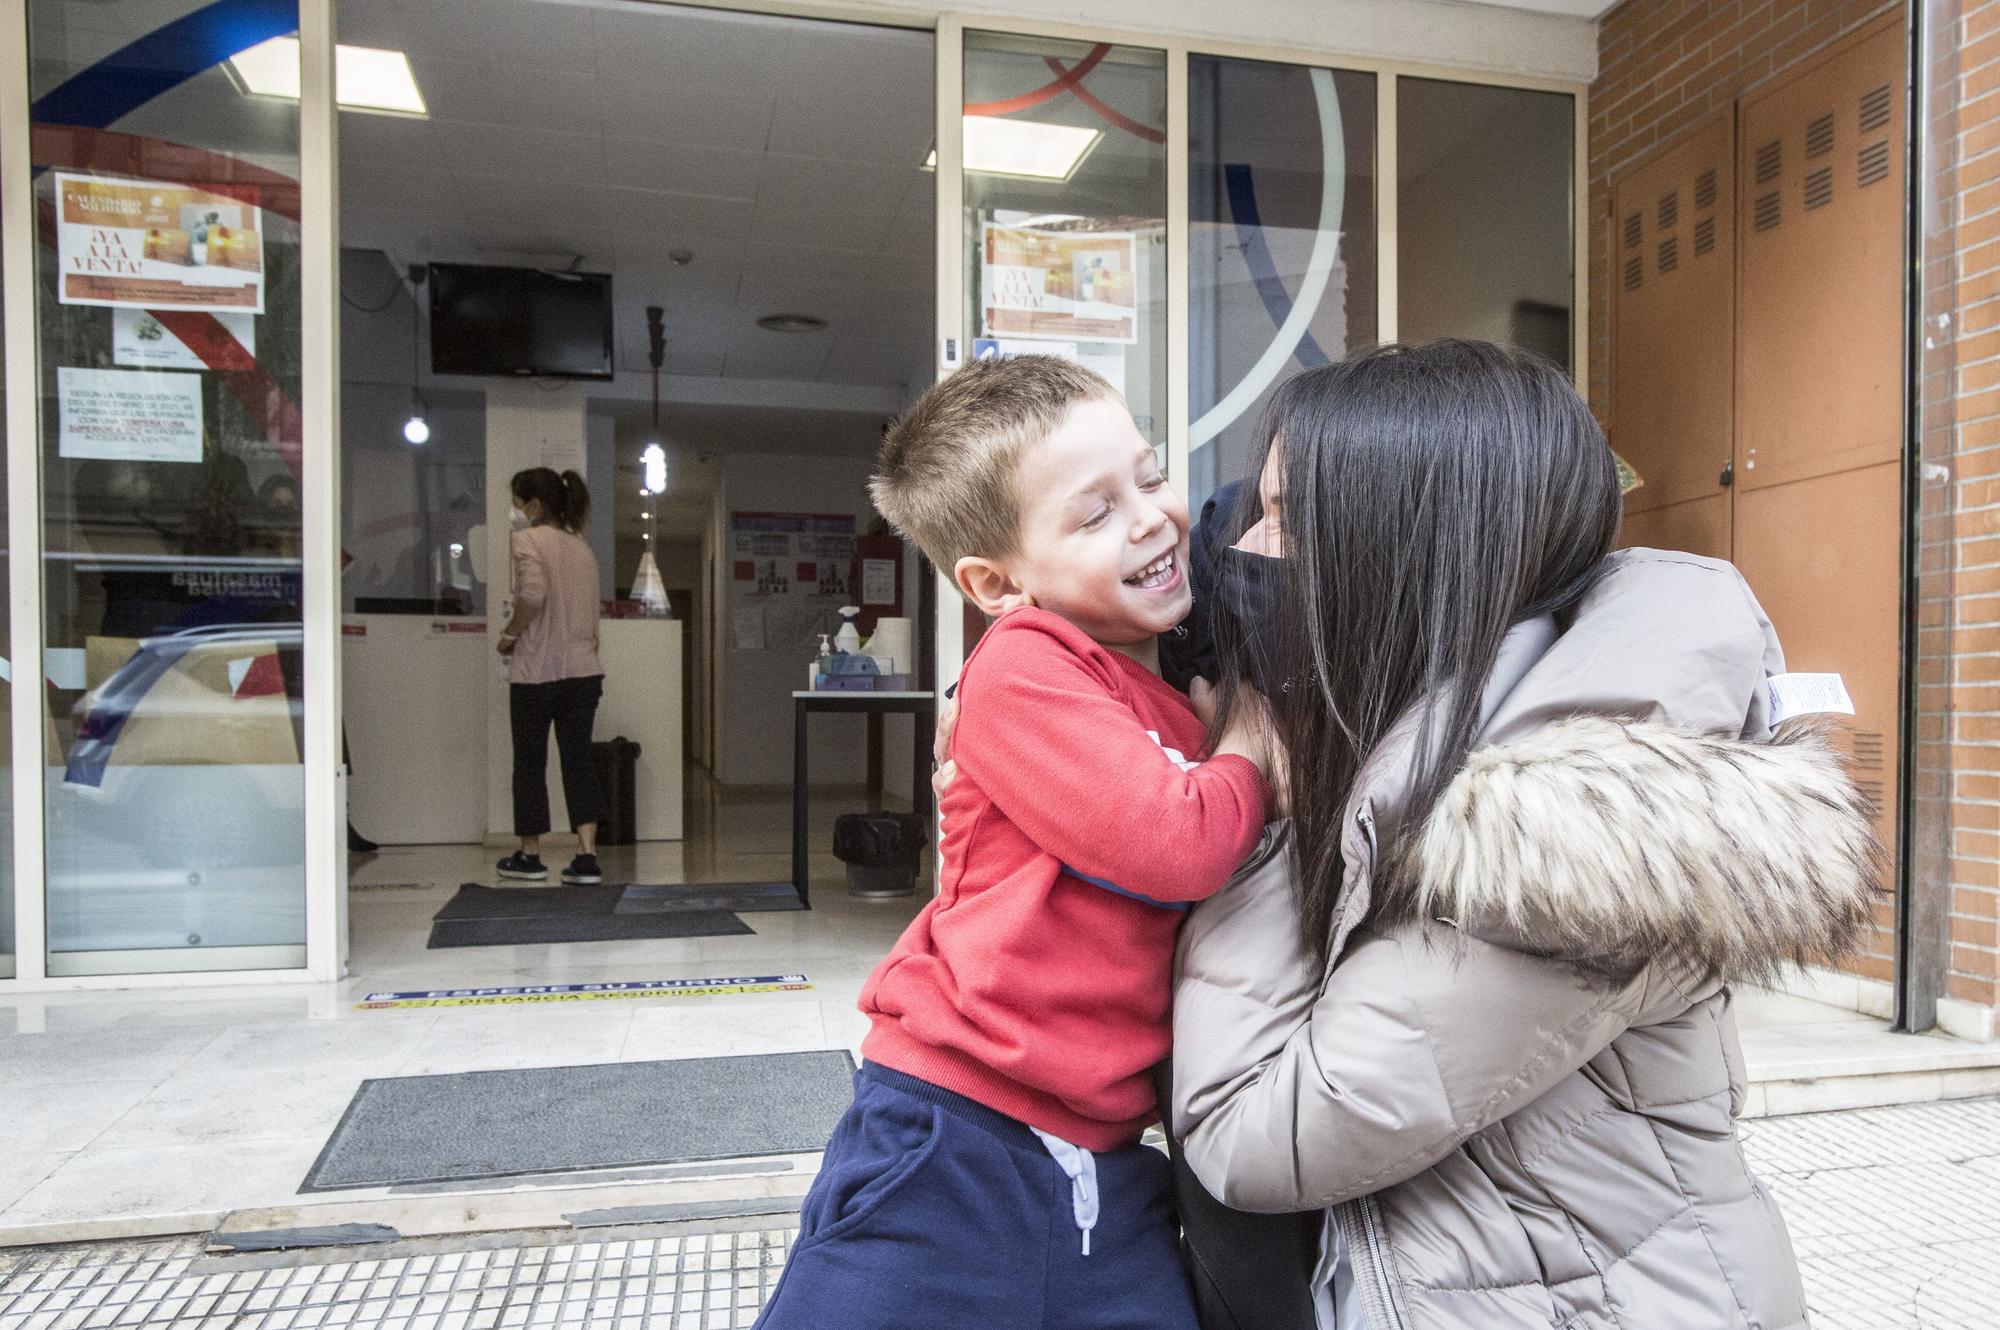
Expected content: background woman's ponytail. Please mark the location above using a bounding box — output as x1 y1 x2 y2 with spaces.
510 466 589 535
560 470 591 535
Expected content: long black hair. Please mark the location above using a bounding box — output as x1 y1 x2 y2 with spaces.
1214 340 1621 961
511 466 591 535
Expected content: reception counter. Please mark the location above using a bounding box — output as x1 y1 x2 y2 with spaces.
343 614 682 845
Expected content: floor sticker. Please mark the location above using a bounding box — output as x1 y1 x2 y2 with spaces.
357 975 813 1009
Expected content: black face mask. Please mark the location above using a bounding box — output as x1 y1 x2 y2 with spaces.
1215 546 1288 697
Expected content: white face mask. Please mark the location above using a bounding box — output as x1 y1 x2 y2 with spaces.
508 505 530 531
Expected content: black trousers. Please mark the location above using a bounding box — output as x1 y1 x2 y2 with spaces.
1155 1060 1321 1330
510 675 606 837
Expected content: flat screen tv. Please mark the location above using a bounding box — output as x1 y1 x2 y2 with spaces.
428 263 614 380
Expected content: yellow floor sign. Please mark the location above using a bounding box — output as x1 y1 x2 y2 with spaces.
358 975 812 1010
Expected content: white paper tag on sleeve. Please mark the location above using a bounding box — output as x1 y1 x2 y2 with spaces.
1766 673 1855 726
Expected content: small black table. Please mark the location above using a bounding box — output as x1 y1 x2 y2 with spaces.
792 690 937 907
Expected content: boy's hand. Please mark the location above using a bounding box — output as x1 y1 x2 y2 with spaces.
1188 677 1219 729
1212 688 1288 812
932 690 959 804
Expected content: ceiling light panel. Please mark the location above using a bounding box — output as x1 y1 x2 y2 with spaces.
229 37 428 116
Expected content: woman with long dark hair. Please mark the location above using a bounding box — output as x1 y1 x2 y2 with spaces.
1168 341 1881 1328
497 466 606 886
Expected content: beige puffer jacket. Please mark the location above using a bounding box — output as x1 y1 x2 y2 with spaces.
1172 551 1881 1330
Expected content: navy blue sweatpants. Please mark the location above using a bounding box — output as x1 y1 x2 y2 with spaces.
754 1063 1201 1330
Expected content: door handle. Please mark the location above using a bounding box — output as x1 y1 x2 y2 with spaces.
1719 461 1734 488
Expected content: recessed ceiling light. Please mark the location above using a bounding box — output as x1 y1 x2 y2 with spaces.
923 117 1102 181
228 37 428 116
757 313 829 333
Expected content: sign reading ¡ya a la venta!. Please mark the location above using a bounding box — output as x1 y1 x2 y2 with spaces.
54 173 265 313
58 367 204 464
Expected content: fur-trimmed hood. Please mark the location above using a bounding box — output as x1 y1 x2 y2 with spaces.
1337 549 1888 984
1400 715 1885 983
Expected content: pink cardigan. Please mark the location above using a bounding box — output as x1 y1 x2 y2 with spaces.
508 524 602 684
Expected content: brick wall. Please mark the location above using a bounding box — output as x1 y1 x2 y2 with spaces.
1587 0 2000 1014
1932 0 2000 1016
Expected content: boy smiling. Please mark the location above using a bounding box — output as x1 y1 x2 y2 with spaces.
753 357 1274 1330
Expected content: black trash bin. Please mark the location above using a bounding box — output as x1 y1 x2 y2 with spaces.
832 812 928 897
591 737 641 846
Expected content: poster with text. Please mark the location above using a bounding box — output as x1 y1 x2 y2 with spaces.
55 173 265 313
113 308 256 369
58 367 204 463
981 224 1138 344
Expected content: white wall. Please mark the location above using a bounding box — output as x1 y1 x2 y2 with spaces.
717 451 918 791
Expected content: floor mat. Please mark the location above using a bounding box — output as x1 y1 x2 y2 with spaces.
427 883 751 948
302 1050 856 1190
615 882 804 915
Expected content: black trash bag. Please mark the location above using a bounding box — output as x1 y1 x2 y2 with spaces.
832 812 929 866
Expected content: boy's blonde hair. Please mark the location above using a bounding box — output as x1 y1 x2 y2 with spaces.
870 355 1119 575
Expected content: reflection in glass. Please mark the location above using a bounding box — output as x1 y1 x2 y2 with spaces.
962 34 1167 447
1397 78 1574 369
30 0 306 974
1188 57 1376 510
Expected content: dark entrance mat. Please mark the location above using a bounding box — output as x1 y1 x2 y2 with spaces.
616 882 805 915
427 912 749 948
426 883 751 948
301 1050 857 1190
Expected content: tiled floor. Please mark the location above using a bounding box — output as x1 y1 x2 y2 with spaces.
2 1096 1998 1329
0 781 923 1243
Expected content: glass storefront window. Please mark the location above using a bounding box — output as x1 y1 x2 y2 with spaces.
961 33 1167 447
1188 56 1376 510
29 0 306 974
1397 77 1575 369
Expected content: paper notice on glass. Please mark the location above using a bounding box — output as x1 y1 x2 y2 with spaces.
862 558 897 606
113 307 254 369
58 367 203 463
981 223 1139 343
1076 347 1127 399
55 173 265 312
1766 673 1856 726
732 607 767 651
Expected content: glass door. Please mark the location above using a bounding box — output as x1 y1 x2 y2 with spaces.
27 0 308 975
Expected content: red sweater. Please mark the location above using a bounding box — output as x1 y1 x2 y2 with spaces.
859 607 1269 1150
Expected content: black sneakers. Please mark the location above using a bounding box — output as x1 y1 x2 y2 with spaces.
563 854 603 885
496 852 548 881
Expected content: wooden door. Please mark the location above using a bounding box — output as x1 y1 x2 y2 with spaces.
1733 16 1905 884
1610 112 1736 561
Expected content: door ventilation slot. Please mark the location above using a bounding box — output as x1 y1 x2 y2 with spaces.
1804 166 1834 211
1695 167 1718 210
1754 191 1781 231
1658 190 1678 230
1858 139 1891 187
1853 731 1887 769
1859 83 1892 133
1694 216 1716 255
1855 779 1885 819
1806 112 1835 159
1658 236 1678 274
1624 256 1644 291
1624 212 1643 248
1755 139 1782 184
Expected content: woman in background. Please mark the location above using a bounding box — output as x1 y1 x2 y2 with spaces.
497 467 606 886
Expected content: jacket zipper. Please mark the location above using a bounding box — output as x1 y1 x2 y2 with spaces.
1338 1196 1407 1330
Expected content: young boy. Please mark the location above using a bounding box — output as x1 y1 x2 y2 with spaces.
753 357 1273 1330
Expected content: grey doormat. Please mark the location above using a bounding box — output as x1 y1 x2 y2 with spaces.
301 1050 857 1190
427 884 750 948
436 883 623 919
616 882 804 915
